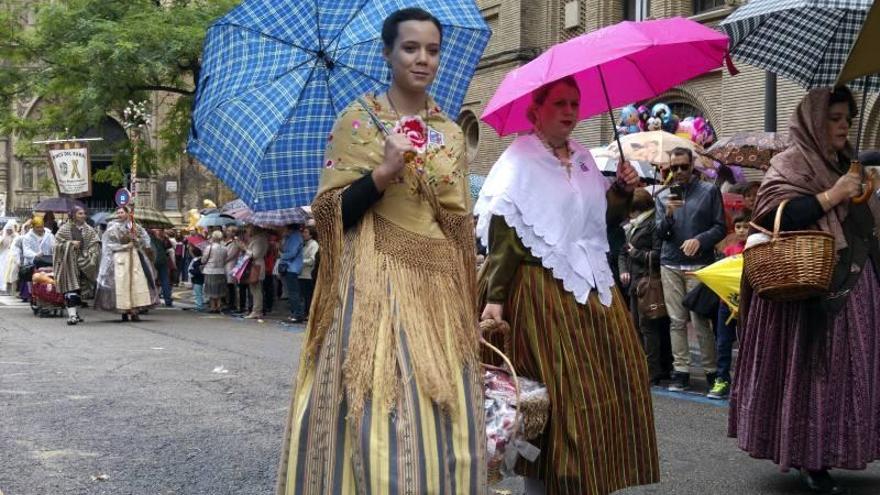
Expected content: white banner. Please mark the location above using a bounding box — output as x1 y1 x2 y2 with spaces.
48 145 91 197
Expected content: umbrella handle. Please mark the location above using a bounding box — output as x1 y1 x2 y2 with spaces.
850 160 874 204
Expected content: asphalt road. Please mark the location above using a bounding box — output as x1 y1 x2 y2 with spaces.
2 299 879 495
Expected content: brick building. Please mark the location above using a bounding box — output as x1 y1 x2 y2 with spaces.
461 0 880 176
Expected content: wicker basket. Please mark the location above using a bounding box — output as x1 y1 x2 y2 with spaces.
743 199 835 302
481 320 550 484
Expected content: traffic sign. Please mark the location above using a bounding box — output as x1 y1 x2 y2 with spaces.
115 188 132 207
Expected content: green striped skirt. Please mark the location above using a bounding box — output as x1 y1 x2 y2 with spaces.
483 264 659 495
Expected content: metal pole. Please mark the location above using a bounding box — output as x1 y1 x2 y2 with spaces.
764 72 777 133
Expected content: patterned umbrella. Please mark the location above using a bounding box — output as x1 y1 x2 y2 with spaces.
703 132 790 171
720 0 880 92
468 174 486 203
197 212 237 228
243 207 310 227
131 206 174 229
187 0 491 212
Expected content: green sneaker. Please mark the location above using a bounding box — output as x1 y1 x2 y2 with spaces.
707 378 730 399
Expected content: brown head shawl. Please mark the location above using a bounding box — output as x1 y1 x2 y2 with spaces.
754 87 880 251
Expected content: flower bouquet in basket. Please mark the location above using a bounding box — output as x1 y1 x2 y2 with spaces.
481 320 550 493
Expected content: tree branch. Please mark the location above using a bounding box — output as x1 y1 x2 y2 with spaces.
131 85 194 96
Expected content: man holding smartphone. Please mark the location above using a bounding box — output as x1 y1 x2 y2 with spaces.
655 147 726 392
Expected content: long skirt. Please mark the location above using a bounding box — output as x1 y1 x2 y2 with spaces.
276 276 486 494
729 263 880 471
485 264 659 495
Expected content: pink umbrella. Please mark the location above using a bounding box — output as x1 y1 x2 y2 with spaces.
481 17 736 151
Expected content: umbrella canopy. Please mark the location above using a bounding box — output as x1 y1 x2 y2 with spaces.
703 131 790 171
692 255 744 317
33 197 86 213
721 0 880 92
590 149 657 181
221 199 248 213
188 0 491 212
91 211 112 226
197 212 237 228
243 207 309 228
131 206 174 229
481 18 730 136
838 1 880 86
468 174 486 203
604 131 710 166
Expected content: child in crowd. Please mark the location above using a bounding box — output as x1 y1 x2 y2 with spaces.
709 211 750 399
188 245 205 312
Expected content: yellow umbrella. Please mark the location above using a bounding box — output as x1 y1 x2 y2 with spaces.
691 255 743 319
836 1 880 86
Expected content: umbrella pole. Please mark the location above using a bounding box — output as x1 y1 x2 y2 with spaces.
597 65 625 158
851 89 873 204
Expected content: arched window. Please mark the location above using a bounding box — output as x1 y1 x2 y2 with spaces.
457 110 480 165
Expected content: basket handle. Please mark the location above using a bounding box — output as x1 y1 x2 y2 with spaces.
749 198 789 239
480 336 523 441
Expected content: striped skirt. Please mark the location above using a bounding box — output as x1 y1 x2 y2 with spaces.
276 283 486 494
485 264 659 495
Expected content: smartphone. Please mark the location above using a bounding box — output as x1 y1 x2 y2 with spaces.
668 184 683 201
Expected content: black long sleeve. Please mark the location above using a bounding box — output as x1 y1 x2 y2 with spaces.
341 173 383 230
757 195 824 232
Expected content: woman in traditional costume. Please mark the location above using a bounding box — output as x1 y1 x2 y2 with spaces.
94 206 159 322
730 87 880 495
53 206 100 325
0 220 19 294
476 76 659 495
276 8 485 494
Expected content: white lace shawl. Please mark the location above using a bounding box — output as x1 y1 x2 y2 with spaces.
475 134 615 306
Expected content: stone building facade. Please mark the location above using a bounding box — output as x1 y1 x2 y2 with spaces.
461 0 880 176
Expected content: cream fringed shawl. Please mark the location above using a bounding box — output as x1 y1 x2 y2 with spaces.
302 94 478 417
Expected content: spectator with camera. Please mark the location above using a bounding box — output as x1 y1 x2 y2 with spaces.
655 147 726 392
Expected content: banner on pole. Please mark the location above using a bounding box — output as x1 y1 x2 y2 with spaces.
47 142 92 198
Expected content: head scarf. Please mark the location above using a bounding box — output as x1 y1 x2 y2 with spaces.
3 220 17 234
31 216 44 229
754 87 880 251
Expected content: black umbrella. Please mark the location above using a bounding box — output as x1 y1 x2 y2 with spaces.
33 197 86 213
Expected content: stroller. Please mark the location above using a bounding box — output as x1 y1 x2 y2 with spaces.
30 267 64 317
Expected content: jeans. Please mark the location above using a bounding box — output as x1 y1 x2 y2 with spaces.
193 283 204 311
716 303 737 383
284 271 304 319
157 264 173 307
660 266 717 374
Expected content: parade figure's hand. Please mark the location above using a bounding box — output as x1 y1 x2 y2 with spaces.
620 272 631 286
71 240 81 249
373 134 414 191
681 239 700 257
829 172 864 204
481 303 503 324
616 159 640 192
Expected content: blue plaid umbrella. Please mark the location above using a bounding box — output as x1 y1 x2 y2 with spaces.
721 0 880 92
188 1 491 212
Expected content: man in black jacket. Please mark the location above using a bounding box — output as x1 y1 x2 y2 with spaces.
655 148 726 392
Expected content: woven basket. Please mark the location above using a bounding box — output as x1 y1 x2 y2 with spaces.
481 320 551 484
743 199 835 302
